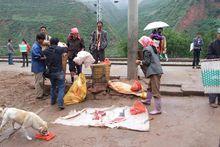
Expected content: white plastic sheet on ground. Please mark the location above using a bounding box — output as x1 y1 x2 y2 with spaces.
53 106 150 132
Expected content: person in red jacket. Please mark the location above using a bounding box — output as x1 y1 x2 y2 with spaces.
67 28 85 83
21 39 31 67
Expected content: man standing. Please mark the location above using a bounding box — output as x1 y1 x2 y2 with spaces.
192 33 204 69
67 28 85 83
89 21 108 64
43 38 67 110
40 26 51 50
31 33 46 99
206 28 220 108
7 39 15 65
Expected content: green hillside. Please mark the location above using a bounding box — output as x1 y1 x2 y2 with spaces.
0 0 121 56
0 0 219 58
117 0 220 57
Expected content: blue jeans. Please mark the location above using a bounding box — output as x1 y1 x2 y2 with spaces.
49 71 65 107
8 53 13 65
209 94 220 104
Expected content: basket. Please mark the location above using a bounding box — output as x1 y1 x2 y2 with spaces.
201 59 220 93
91 64 111 84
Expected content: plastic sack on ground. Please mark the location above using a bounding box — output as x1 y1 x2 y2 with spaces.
108 81 147 99
130 100 146 115
64 73 87 105
73 51 95 68
130 80 142 92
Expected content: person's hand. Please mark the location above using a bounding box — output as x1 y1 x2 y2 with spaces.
136 60 141 65
40 56 46 60
62 53 67 57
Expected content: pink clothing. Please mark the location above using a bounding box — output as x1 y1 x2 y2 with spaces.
71 28 79 34
69 27 81 40
138 36 157 48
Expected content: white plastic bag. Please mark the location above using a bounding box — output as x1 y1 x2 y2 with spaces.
190 43 194 52
73 51 95 68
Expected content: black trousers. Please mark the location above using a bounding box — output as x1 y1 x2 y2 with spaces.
192 49 201 67
22 52 28 67
68 58 82 75
92 49 105 64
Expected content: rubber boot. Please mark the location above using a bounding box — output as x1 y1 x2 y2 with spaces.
149 98 162 115
141 91 152 105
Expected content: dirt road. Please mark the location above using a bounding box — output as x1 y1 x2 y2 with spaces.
0 70 219 147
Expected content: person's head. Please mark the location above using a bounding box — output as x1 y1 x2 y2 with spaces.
8 39 12 43
138 36 157 48
36 33 45 45
50 38 59 46
22 39 27 44
196 32 201 38
152 29 157 34
40 26 47 34
70 28 80 39
157 28 163 34
217 28 220 40
97 21 103 31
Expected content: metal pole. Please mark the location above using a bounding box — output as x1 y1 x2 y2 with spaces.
127 0 138 79
97 0 102 22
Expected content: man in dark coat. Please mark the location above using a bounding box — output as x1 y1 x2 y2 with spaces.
89 21 108 64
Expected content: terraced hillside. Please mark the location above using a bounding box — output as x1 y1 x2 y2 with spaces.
0 0 121 56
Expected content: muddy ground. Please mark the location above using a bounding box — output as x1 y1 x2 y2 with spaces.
0 72 220 147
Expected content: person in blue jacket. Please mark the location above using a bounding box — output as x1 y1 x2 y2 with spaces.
31 33 47 99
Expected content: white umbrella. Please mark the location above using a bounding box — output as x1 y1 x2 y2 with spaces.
144 21 169 31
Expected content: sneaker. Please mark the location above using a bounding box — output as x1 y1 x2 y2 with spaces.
43 93 49 97
210 103 218 108
36 96 47 100
36 96 43 99
58 106 65 110
149 110 162 115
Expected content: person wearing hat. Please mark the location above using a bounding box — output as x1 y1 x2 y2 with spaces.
67 27 85 83
89 21 108 64
206 28 220 108
136 36 163 115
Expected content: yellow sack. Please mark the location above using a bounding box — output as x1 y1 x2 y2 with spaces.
64 73 87 105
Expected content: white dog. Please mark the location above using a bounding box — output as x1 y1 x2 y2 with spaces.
0 106 48 140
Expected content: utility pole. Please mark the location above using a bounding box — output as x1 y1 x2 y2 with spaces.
127 0 138 79
96 0 102 21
